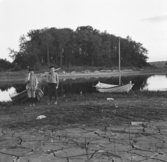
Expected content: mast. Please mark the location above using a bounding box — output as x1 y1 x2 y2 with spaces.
118 37 121 85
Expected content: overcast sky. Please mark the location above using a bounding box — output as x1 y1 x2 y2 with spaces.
0 0 167 62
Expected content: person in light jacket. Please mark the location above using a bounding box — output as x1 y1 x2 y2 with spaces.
25 68 38 106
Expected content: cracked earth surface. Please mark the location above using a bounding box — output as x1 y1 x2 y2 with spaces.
0 92 167 162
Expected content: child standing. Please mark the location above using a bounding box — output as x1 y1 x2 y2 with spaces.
26 68 38 106
47 66 59 105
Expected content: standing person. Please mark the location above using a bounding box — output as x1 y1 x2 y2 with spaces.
47 66 59 105
25 68 38 106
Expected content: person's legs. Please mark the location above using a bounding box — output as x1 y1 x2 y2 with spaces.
29 98 32 106
48 83 52 104
53 83 57 104
32 98 36 106
31 90 36 106
27 90 32 106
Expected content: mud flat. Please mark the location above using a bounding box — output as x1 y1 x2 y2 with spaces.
0 92 167 161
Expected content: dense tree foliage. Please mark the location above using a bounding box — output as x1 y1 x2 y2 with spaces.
9 26 148 69
0 59 13 71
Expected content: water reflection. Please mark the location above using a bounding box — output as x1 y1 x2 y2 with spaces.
0 74 167 102
143 75 167 91
0 87 16 102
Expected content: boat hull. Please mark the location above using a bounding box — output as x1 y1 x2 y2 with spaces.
95 82 134 93
11 88 44 102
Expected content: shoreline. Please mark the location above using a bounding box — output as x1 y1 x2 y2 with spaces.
0 69 167 83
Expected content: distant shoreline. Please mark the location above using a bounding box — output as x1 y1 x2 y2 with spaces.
0 68 167 83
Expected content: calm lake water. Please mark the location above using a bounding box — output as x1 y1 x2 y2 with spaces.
0 74 167 102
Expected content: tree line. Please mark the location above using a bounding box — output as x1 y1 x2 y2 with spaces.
5 26 148 70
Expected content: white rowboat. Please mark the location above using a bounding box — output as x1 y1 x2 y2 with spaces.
95 81 134 93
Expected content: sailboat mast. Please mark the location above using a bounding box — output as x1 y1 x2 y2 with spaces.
118 37 121 85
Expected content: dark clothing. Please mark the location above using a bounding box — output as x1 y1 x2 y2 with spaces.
48 83 57 101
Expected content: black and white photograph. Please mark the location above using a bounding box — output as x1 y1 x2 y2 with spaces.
0 0 167 161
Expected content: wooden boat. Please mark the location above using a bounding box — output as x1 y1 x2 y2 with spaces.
94 37 134 93
95 81 134 93
11 88 44 102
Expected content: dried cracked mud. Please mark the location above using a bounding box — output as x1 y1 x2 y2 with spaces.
0 92 167 162
1 122 167 162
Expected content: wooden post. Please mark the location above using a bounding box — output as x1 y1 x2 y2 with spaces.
118 37 121 85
